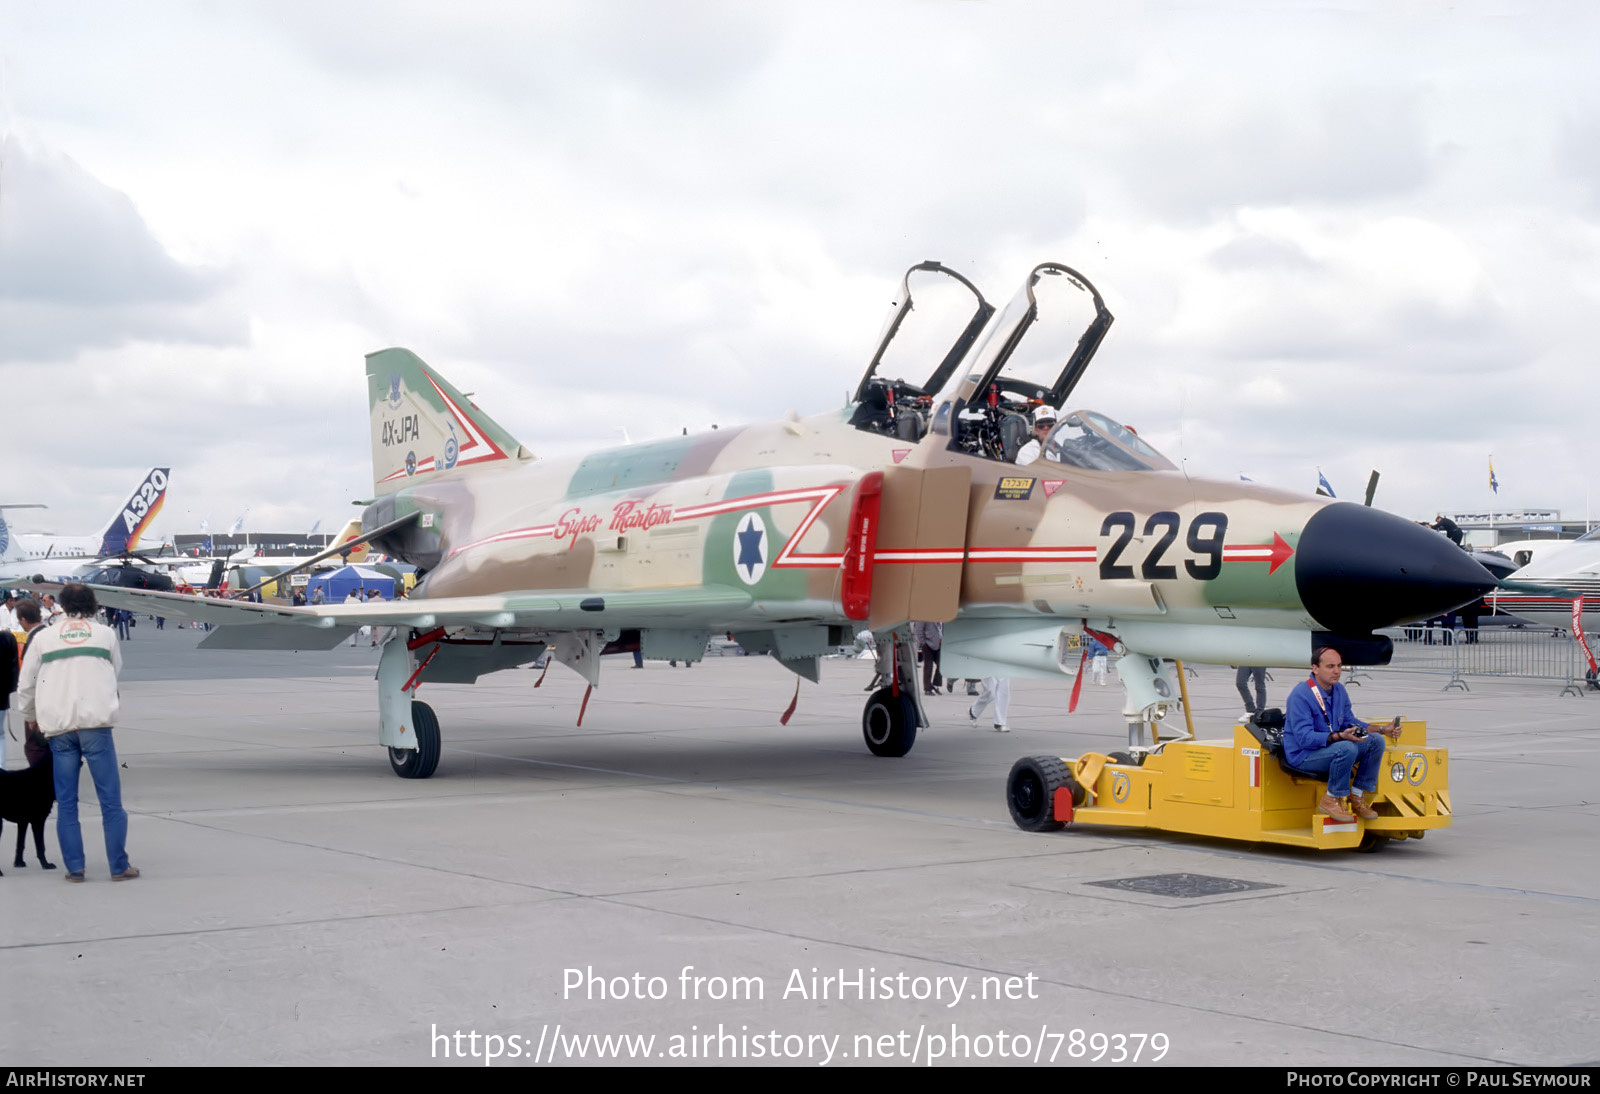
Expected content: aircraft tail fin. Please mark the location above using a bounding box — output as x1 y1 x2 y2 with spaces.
99 468 171 556
366 348 529 496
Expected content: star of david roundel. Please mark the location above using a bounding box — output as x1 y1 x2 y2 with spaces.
734 512 767 585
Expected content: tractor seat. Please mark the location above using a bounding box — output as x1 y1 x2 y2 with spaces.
1242 714 1327 782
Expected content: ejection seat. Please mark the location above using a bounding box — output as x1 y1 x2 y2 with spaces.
996 410 1030 462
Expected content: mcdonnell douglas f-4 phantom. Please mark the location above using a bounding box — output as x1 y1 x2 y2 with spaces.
72 261 1496 777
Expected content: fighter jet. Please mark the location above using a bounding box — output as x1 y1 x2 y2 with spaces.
64 261 1496 777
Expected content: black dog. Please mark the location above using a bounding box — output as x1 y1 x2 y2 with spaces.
0 735 57 873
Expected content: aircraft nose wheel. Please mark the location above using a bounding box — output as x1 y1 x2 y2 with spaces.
389 699 441 778
862 687 918 757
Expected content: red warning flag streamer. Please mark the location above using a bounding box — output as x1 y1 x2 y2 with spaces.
577 684 593 727
1067 644 1088 713
533 657 552 688
779 678 800 725
1574 598 1598 674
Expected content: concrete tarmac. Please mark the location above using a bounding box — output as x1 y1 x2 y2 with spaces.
3 624 1596 1067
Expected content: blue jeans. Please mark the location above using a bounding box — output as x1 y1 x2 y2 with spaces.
1293 733 1387 797
50 729 130 875
1235 666 1267 712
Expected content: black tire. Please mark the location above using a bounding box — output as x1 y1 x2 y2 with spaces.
862 687 918 757
1007 755 1080 832
389 700 441 779
1356 831 1388 853
1107 750 1143 767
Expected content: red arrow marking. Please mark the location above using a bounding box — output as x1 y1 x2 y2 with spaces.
1221 532 1295 575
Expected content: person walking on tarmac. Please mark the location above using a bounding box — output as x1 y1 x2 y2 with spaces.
913 621 944 695
14 583 138 882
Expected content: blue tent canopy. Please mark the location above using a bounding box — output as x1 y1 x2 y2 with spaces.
305 564 395 603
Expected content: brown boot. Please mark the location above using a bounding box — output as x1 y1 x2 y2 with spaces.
1348 794 1379 820
1318 794 1355 823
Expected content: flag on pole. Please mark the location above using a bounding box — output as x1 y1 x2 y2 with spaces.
1489 458 1499 495
1316 469 1336 498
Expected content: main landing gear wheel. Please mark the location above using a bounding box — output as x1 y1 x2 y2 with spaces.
1007 755 1083 832
389 699 441 779
862 686 918 757
1107 750 1144 767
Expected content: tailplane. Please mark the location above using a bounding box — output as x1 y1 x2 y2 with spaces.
330 517 371 564
99 468 171 556
366 348 530 495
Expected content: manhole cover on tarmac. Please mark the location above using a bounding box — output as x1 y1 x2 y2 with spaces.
1087 873 1281 899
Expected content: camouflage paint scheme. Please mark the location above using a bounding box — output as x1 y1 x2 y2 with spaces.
66 260 1495 766
352 343 1329 673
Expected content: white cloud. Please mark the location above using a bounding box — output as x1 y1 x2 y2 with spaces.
1 1 1598 536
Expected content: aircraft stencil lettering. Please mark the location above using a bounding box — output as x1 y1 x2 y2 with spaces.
63 261 1496 778
382 415 421 447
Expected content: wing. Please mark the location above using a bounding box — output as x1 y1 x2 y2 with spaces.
68 582 755 651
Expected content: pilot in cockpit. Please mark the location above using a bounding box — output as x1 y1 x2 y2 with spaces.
1013 406 1057 464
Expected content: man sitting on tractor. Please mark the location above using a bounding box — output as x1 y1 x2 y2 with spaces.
1285 647 1401 823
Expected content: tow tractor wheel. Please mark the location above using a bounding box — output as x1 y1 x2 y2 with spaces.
1007 755 1081 832
1356 831 1388 853
389 699 441 779
862 686 918 758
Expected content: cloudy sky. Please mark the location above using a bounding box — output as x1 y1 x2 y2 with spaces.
2 1 1597 541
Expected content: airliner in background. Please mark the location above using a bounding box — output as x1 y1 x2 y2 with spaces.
0 467 171 581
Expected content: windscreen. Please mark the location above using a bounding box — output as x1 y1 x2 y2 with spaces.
1043 411 1174 471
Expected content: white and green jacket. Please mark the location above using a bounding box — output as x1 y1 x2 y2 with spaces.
14 616 122 737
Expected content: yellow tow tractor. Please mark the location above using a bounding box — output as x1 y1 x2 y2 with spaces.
1006 716 1451 852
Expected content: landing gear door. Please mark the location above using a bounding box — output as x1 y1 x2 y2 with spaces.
866 465 972 630
852 262 993 407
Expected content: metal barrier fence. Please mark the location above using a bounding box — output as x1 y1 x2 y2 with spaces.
1352 624 1593 696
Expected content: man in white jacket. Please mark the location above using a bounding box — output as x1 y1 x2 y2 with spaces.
14 583 138 882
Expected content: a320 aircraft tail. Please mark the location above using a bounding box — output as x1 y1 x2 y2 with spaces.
99 467 171 557
365 348 529 496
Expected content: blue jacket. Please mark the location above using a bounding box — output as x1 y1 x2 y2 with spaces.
1283 678 1368 767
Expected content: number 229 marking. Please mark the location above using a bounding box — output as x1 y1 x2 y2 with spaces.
1099 511 1228 581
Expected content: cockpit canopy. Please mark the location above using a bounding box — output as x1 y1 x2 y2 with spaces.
847 262 993 442
847 260 1116 464
1041 410 1175 472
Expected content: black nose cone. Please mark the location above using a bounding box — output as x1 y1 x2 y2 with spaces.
1296 502 1498 634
